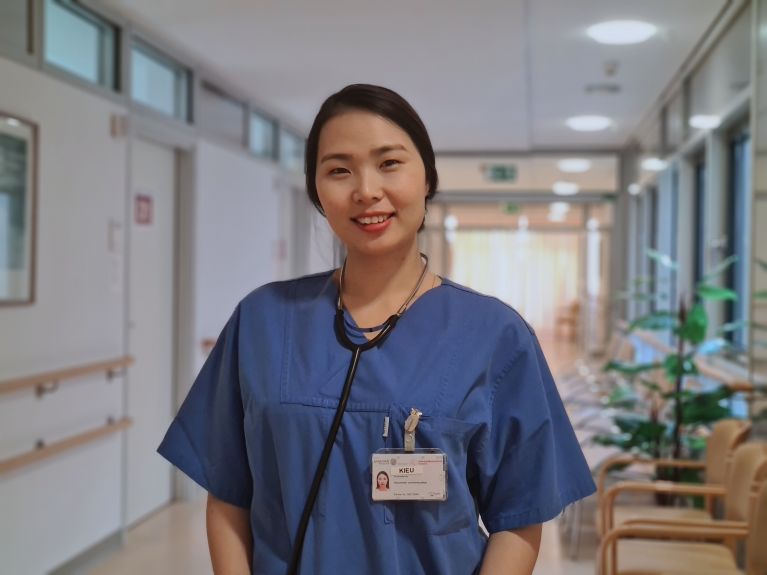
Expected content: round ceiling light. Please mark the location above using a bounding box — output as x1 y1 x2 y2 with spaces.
443 214 459 231
553 181 580 196
566 115 611 132
641 157 668 172
689 114 721 130
628 183 641 195
550 201 571 214
587 20 657 45
557 158 592 173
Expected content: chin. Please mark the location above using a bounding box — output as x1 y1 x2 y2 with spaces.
346 236 415 258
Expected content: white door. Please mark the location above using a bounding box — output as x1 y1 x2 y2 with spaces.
127 138 176 525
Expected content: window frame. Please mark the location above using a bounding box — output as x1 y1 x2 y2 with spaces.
130 38 191 123
41 0 120 92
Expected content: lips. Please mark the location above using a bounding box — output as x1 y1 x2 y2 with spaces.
352 213 394 225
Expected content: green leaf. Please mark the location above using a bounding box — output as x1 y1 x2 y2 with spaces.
606 386 639 408
697 338 730 356
604 360 661 376
663 355 699 380
754 290 767 300
676 303 707 344
756 259 767 273
647 249 678 271
629 312 678 332
679 386 733 424
702 255 738 281
696 284 737 301
638 378 662 393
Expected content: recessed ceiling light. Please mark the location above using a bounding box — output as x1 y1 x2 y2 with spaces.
5 117 21 127
548 212 566 223
689 114 721 130
587 20 657 45
557 158 592 173
641 157 667 172
628 183 641 195
566 115 611 132
550 201 571 214
443 215 459 231
553 181 580 196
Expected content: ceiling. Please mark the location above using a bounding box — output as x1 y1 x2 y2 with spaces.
101 0 727 152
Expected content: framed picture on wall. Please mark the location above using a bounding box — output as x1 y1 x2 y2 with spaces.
0 112 37 306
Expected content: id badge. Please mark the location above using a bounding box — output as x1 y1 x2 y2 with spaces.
371 448 447 501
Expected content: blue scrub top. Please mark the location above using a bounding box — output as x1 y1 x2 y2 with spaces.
158 271 596 574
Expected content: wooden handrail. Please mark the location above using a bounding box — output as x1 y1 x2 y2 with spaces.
0 417 133 475
616 320 753 391
0 356 134 397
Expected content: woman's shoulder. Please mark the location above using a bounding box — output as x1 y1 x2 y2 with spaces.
238 269 335 311
439 276 536 339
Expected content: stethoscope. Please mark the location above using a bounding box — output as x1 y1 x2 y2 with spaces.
286 254 430 575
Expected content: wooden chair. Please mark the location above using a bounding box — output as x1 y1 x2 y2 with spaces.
555 300 580 342
598 442 767 575
596 419 752 535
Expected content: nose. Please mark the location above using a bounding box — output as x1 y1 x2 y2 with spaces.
352 168 382 204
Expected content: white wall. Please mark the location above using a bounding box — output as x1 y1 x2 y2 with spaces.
0 54 323 573
0 57 128 575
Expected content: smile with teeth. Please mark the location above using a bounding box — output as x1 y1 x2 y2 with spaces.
354 214 393 225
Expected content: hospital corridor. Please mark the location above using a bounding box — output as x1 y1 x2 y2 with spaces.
2 1 767 574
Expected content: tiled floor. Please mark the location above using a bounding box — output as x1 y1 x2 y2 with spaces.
88 332 603 575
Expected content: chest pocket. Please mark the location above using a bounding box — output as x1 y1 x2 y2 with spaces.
387 405 481 536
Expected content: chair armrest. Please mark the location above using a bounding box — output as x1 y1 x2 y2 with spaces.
596 455 706 497
621 518 746 530
601 481 726 533
599 523 747 575
652 458 707 471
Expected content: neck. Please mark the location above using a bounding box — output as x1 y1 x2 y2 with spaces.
340 241 425 309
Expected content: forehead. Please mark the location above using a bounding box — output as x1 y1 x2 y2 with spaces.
318 110 416 152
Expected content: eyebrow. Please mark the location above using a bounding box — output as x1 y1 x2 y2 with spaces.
319 144 408 164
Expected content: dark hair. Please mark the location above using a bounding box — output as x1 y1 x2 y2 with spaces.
376 471 389 487
305 84 438 216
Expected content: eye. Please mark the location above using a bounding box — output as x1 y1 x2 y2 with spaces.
328 167 350 176
380 159 401 169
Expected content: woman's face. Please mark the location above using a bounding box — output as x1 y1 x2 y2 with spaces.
377 473 388 489
315 110 429 257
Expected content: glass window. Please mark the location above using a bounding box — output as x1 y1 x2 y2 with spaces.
198 82 246 145
279 128 305 172
131 41 189 121
0 0 31 55
250 112 277 159
44 0 117 89
647 187 659 312
693 159 707 288
669 167 679 306
725 130 752 349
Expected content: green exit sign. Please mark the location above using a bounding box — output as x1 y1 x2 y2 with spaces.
483 164 518 182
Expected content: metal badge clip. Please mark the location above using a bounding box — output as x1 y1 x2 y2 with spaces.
404 408 422 452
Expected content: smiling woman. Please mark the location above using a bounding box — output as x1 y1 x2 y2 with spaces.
158 83 595 575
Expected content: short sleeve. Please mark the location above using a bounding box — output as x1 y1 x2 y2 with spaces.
157 304 252 508
473 323 595 533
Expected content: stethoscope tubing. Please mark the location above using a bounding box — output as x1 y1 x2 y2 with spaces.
286 310 399 575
